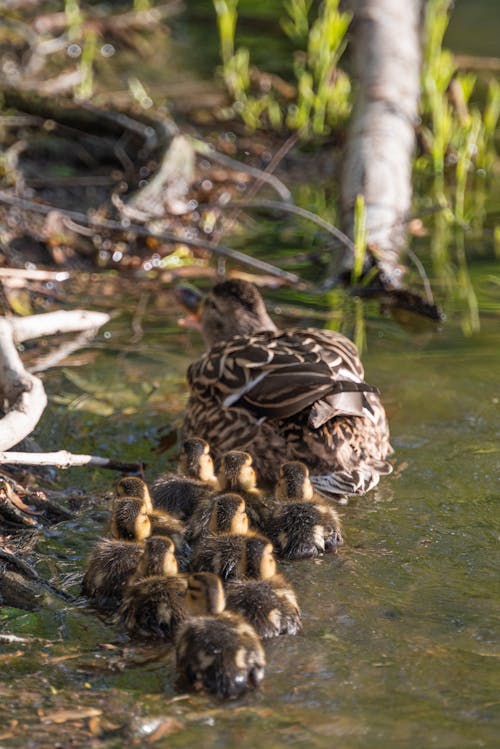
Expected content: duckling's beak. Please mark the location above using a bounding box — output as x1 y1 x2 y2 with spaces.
175 284 203 330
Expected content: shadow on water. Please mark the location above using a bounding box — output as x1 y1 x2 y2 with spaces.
1 2 499 748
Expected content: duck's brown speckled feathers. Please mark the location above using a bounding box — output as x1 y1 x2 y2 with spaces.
225 573 301 639
183 279 392 495
175 572 265 699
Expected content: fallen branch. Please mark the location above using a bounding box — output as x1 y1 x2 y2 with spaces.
0 310 109 451
0 451 143 473
0 318 47 452
6 309 110 343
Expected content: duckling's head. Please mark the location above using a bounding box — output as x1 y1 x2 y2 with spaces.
185 572 225 616
275 461 314 502
115 476 153 512
111 498 151 541
238 536 276 580
208 493 249 535
199 280 278 346
219 451 257 493
136 535 178 577
178 438 218 486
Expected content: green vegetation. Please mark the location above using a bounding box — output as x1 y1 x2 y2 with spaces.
213 0 351 135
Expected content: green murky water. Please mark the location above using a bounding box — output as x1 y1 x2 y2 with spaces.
1 2 500 747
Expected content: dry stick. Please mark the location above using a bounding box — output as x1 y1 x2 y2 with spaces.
0 268 70 281
0 191 303 286
0 451 143 472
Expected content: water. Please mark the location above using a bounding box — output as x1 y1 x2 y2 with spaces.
1 2 499 747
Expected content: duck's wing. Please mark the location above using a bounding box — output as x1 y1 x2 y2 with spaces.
188 332 378 422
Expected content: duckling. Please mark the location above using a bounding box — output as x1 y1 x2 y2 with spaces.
225 574 301 640
115 476 189 569
265 461 343 559
223 537 302 639
82 498 151 610
175 572 265 699
118 536 188 640
217 451 270 530
186 492 249 546
191 532 276 583
151 438 218 521
178 438 220 489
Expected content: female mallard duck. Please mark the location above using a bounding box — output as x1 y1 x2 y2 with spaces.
175 572 265 699
187 492 249 546
264 461 343 559
117 536 188 640
181 279 392 496
191 532 276 583
82 498 151 610
151 438 219 521
115 476 189 569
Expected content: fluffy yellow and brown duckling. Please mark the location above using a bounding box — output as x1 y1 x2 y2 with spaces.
151 438 218 521
217 450 270 530
117 536 188 640
82 498 151 610
222 537 302 639
186 492 249 546
175 572 265 699
115 476 189 569
191 532 276 583
181 279 393 495
265 461 343 559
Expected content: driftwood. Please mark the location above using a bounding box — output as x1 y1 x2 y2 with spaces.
0 451 143 472
341 0 422 286
0 309 109 451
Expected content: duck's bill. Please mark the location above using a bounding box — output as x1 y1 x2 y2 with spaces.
175 284 203 329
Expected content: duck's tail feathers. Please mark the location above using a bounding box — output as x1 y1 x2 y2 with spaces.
311 460 392 497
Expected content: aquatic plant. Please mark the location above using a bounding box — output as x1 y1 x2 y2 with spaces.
212 0 351 136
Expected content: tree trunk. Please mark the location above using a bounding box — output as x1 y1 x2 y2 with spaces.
341 0 422 286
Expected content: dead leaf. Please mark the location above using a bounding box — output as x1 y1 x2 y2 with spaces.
0 650 24 662
146 719 183 743
40 707 102 724
88 716 102 736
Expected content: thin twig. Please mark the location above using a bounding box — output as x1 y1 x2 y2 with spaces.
227 198 357 254
406 247 434 304
191 138 293 203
